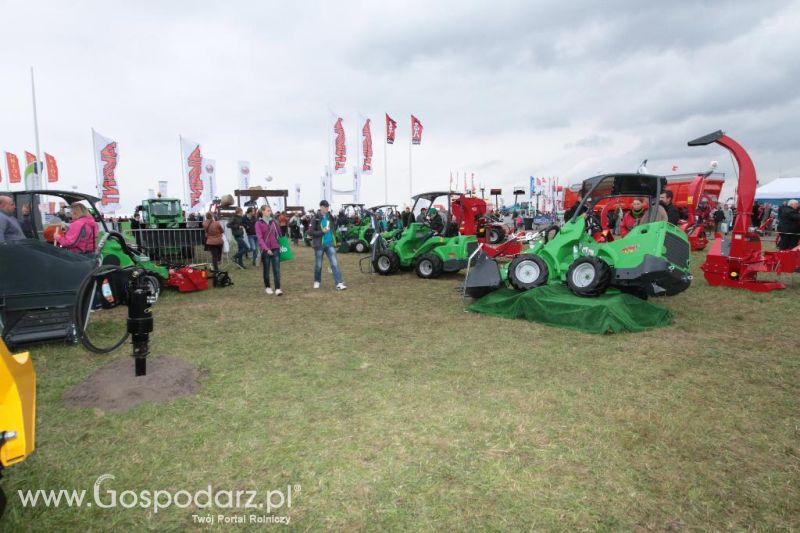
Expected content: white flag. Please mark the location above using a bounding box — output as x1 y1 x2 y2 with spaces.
201 158 217 205
158 180 168 197
180 137 203 208
331 113 346 174
92 129 120 212
238 160 251 190
147 189 155 199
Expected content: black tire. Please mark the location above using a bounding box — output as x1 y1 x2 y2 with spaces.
373 250 400 275
414 253 444 279
566 256 612 297
487 227 504 244
508 254 549 291
354 241 368 254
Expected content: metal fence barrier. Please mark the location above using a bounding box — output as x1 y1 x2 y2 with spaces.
129 228 238 266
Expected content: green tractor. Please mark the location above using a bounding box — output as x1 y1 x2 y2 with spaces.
370 192 479 279
135 197 185 227
464 173 693 298
133 197 198 261
336 203 370 253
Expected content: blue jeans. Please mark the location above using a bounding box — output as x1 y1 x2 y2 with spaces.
314 246 343 285
261 250 281 289
247 235 259 263
234 236 249 264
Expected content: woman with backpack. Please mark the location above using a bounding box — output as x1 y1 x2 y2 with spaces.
203 212 224 272
256 204 283 296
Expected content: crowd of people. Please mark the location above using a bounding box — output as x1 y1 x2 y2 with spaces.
201 200 347 296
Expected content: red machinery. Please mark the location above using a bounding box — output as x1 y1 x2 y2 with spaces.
166 266 209 292
689 130 800 292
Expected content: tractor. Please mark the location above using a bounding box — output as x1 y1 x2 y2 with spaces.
133 197 200 261
465 173 693 298
336 203 370 253
370 192 480 279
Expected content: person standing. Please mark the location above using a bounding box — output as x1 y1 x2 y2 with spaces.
55 202 99 254
289 212 301 245
242 207 259 266
278 211 289 237
256 204 283 295
659 190 680 225
310 200 346 290
0 195 26 242
203 212 224 272
777 200 800 250
228 207 249 269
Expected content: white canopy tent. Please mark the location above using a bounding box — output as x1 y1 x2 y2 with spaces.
755 177 800 201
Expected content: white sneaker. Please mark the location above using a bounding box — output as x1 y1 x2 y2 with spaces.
265 288 274 295
336 283 347 290
313 282 320 289
275 289 283 296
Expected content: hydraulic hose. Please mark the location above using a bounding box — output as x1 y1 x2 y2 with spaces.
73 264 130 354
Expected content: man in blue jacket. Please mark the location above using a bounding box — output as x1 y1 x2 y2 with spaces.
310 200 346 290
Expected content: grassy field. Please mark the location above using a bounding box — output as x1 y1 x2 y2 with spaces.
3 243 800 531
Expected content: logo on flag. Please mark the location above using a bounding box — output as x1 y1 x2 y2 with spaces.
44 153 58 183
201 158 217 204
411 115 423 145
333 117 346 174
187 147 203 207
530 176 536 196
361 118 373 174
5 152 21 184
93 130 120 210
180 137 203 208
385 114 397 145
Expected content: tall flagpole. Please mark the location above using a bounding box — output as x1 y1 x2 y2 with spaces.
408 130 413 199
91 129 101 197
178 136 187 210
30 67 43 190
384 118 388 204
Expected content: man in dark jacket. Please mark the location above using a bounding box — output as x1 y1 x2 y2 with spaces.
777 200 800 250
228 207 248 268
242 207 258 265
659 190 680 225
563 193 586 222
310 200 346 290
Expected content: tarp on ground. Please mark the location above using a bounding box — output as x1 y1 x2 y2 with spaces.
468 285 672 334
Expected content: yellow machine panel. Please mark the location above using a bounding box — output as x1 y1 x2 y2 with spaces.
0 340 36 467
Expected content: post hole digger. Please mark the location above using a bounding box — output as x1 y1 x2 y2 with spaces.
465 173 693 299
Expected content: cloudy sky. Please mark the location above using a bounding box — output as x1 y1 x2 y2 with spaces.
1 0 798 212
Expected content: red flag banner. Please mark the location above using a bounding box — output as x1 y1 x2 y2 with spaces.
410 115 423 145
361 118 373 174
333 117 346 174
25 151 36 165
385 114 397 145
5 152 21 183
45 153 58 183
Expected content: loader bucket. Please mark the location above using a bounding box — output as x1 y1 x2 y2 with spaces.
464 252 503 298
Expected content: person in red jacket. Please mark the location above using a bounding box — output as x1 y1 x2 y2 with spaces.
56 202 98 254
620 198 647 237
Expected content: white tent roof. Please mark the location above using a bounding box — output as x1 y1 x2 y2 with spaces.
755 177 800 200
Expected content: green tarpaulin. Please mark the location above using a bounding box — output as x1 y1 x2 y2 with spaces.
468 285 672 334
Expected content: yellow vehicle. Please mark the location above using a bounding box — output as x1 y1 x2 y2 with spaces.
0 339 36 517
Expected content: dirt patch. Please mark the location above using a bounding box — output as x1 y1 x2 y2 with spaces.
63 356 200 412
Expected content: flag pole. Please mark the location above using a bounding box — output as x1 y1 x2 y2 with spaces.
30 67 43 190
178 136 187 211
91 129 101 197
384 118 388 204
408 129 413 199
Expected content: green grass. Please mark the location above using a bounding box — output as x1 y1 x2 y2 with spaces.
3 244 800 531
